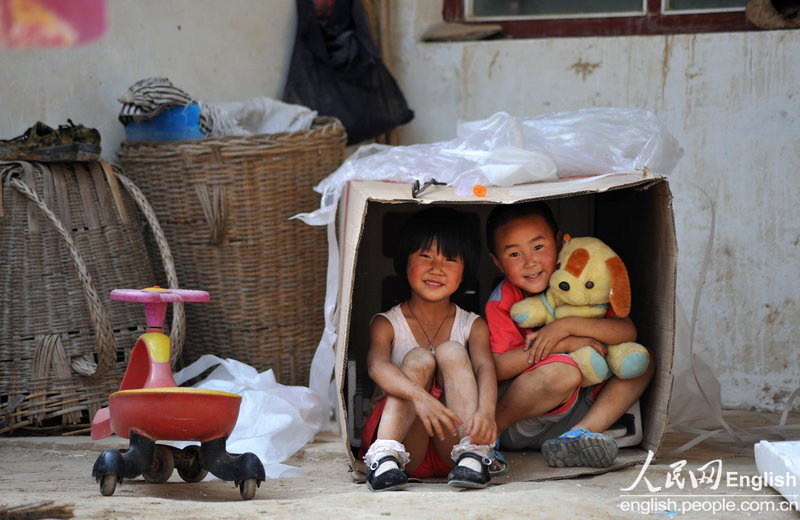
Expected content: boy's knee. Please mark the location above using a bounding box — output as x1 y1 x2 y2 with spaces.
539 363 582 396
514 362 580 395
641 355 655 378
638 355 656 384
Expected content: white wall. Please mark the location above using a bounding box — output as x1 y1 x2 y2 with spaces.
390 2 800 412
0 0 296 158
2 0 797 412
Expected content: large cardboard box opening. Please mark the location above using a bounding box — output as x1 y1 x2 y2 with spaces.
334 172 676 482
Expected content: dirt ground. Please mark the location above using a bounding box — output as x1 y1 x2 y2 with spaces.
0 416 797 520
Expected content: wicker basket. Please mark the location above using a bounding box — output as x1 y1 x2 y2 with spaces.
0 161 182 434
117 117 347 386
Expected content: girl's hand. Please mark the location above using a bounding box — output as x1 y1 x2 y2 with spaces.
524 320 571 364
413 391 462 441
465 410 497 446
555 336 608 356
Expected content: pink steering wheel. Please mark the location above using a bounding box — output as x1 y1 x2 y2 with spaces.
111 287 210 303
110 287 210 329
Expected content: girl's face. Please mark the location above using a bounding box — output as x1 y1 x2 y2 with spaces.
406 240 464 302
490 215 560 296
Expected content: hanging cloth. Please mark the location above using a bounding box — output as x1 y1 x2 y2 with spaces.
283 0 414 145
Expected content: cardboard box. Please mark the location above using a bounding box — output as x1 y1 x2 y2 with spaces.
334 172 676 481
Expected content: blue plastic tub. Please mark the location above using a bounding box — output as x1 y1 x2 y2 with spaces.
124 105 205 142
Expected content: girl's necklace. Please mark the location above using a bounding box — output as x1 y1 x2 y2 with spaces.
406 302 451 353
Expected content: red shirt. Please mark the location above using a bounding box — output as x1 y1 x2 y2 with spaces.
485 279 529 355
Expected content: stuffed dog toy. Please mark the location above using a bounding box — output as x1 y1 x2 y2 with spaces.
509 235 650 387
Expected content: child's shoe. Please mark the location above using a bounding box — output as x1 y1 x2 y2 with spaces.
541 428 618 468
488 439 510 477
363 439 410 492
365 455 409 492
447 452 491 489
448 437 492 489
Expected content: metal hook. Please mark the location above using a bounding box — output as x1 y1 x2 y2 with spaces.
411 178 446 198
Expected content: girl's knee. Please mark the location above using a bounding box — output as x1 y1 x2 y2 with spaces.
433 341 469 368
401 347 436 380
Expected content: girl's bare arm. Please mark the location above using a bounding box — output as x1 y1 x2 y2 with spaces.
466 317 497 444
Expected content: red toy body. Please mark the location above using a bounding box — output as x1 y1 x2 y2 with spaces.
109 387 241 442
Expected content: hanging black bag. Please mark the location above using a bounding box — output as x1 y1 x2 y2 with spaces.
283 0 414 145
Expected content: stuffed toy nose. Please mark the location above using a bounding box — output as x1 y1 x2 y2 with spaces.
559 281 570 291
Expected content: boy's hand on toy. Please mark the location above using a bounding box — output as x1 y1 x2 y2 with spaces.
524 320 571 364
413 391 462 441
466 411 497 446
554 336 607 357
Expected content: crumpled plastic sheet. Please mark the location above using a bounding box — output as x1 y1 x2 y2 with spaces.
170 355 326 479
199 97 318 137
295 108 684 418
295 107 683 227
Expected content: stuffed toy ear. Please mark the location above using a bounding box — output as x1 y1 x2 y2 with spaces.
565 248 590 278
606 256 631 317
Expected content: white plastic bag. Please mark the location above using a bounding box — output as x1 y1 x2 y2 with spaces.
172 355 325 479
509 107 683 177
200 97 317 137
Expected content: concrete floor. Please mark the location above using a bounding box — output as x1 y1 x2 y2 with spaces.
0 412 797 519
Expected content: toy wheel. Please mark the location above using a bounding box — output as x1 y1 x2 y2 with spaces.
238 478 258 500
99 474 118 496
143 445 174 483
177 445 208 483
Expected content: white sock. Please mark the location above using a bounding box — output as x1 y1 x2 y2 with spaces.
374 458 399 477
364 439 410 476
458 455 484 472
450 436 491 472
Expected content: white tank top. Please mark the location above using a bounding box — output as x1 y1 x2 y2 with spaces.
375 304 479 367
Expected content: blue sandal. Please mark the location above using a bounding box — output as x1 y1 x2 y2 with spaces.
488 442 510 477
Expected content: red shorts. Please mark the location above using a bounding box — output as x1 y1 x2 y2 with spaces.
359 382 452 478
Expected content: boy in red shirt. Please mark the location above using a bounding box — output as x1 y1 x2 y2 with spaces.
485 202 653 467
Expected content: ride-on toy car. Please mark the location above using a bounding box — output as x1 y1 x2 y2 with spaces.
91 287 265 500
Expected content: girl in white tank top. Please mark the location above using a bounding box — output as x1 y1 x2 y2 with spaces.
374 303 478 367
361 208 498 491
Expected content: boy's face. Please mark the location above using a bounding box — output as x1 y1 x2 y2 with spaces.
490 215 561 296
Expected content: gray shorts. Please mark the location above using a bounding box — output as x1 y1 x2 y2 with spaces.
499 383 599 451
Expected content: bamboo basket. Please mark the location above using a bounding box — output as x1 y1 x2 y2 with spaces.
117 117 347 386
0 161 182 434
